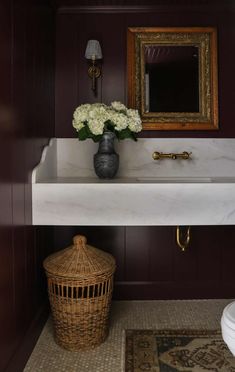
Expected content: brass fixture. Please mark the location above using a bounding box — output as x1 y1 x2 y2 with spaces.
88 60 101 92
152 151 192 160
176 226 191 252
85 40 102 94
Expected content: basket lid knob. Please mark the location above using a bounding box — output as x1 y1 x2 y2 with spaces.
73 235 87 249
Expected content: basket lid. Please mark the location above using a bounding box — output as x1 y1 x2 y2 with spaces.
43 235 116 279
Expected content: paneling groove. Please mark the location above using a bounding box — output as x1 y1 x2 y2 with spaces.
0 1 55 371
53 226 235 300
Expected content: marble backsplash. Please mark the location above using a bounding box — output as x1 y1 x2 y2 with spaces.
32 138 235 225
55 138 235 179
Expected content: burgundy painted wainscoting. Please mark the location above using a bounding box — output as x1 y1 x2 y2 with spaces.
0 1 55 372
54 226 235 300
54 1 235 300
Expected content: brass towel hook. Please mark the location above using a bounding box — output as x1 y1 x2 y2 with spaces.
176 226 191 252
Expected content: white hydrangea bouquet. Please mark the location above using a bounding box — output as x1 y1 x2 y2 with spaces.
72 101 142 142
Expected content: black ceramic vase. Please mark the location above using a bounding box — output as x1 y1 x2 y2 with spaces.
94 131 119 179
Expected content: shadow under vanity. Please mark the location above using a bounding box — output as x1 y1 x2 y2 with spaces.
32 138 235 299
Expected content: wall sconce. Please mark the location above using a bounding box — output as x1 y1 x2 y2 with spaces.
85 40 102 94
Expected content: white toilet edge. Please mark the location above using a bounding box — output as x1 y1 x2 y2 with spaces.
222 301 235 330
222 333 235 356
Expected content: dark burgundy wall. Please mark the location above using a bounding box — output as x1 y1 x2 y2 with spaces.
55 2 235 137
0 1 55 371
54 226 235 300
53 1 235 302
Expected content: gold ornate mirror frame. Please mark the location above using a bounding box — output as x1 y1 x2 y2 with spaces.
127 27 218 130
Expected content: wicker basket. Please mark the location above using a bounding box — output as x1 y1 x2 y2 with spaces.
43 235 116 351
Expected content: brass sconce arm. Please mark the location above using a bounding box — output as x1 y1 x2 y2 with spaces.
88 59 101 92
176 226 191 252
85 40 102 95
152 151 192 160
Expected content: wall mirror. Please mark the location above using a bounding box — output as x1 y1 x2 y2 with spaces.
127 27 218 130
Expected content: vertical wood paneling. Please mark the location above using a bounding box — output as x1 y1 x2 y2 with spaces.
0 226 14 372
11 4 28 351
53 225 235 300
193 227 221 281
99 13 127 104
125 227 150 281
149 227 174 282
55 15 78 137
0 1 55 371
24 227 36 320
55 6 235 138
221 226 235 281
0 1 15 370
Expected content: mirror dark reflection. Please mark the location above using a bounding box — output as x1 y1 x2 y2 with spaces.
144 45 199 113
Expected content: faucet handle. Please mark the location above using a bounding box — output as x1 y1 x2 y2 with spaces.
152 151 192 160
152 151 161 160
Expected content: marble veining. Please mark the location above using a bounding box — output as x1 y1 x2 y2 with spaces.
32 138 235 225
57 138 235 178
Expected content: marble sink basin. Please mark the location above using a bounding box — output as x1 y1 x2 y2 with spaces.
31 138 235 226
32 176 235 226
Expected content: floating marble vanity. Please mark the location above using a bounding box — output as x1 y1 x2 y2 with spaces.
32 138 235 226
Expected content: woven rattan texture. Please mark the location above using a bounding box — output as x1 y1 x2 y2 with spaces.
43 235 116 351
43 235 116 278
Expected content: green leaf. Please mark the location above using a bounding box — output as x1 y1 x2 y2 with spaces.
78 126 89 141
106 122 115 132
77 121 138 142
91 134 102 142
116 128 137 141
78 125 102 142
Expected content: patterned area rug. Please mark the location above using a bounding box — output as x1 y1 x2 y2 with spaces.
125 329 235 371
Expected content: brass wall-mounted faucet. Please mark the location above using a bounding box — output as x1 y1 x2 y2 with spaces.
152 151 192 160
